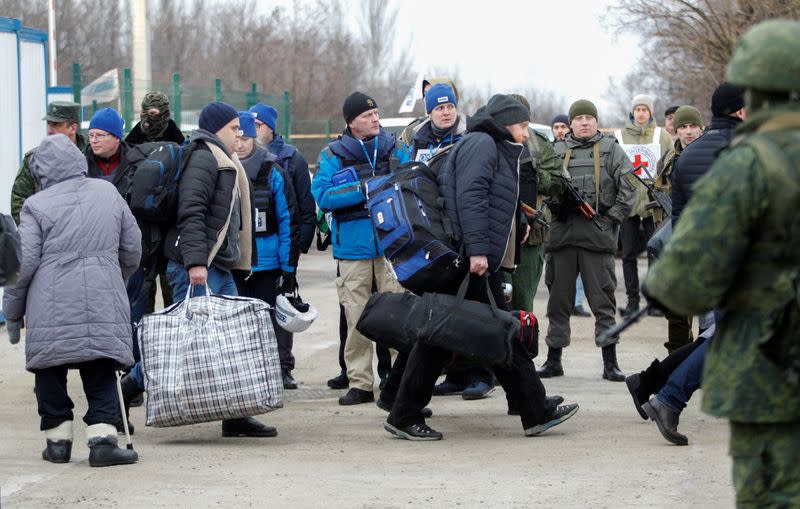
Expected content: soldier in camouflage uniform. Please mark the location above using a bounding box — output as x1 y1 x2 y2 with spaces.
644 19 800 507
507 94 567 312
10 102 85 224
539 100 636 382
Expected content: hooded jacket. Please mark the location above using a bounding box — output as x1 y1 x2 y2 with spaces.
163 129 253 272
671 116 741 223
269 134 316 253
311 128 409 260
438 106 526 272
3 134 142 371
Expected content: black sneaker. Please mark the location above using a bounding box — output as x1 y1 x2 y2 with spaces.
384 422 443 441
327 372 349 389
524 403 579 436
338 388 375 406
376 398 433 418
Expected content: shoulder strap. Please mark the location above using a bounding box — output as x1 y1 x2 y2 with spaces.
562 148 573 174
593 143 600 210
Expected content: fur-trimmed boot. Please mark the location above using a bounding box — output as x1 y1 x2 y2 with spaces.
86 423 138 467
42 421 73 463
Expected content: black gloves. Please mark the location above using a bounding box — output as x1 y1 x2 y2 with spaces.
276 271 297 295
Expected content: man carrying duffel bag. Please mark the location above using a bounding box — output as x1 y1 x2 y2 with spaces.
385 95 579 441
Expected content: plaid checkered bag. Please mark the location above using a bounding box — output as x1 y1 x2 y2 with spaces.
138 287 284 427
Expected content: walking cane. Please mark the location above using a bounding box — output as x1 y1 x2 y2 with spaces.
115 370 135 450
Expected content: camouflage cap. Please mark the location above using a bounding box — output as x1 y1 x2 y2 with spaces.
727 19 800 93
42 101 81 123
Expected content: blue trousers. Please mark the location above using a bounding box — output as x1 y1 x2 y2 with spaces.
657 338 711 413
130 262 238 388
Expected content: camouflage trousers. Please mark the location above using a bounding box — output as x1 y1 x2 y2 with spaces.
730 420 800 508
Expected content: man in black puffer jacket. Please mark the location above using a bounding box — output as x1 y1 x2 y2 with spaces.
671 83 746 223
385 95 579 441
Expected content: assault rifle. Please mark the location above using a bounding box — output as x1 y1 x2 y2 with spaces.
520 202 549 228
627 165 673 218
563 185 605 231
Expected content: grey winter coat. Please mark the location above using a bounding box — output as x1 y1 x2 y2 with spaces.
3 134 142 371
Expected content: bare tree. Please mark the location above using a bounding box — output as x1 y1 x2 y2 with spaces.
606 0 800 117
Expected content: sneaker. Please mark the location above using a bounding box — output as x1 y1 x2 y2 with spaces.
384 422 443 441
461 381 495 400
376 398 433 418
572 305 591 317
338 388 375 406
508 395 564 416
524 403 579 436
432 380 468 396
327 371 349 390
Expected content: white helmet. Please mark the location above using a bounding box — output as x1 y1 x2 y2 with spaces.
274 293 318 333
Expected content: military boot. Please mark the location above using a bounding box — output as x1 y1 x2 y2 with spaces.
537 347 564 378
601 344 625 381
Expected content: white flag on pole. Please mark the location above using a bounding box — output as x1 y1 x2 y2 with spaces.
398 72 425 114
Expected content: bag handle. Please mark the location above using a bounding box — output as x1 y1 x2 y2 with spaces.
455 274 499 313
183 283 212 319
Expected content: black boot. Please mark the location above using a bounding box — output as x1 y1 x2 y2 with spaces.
642 397 688 446
87 425 138 467
602 344 625 382
42 440 72 463
618 300 640 317
537 347 564 378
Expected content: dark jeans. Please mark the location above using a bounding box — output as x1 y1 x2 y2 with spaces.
388 272 550 430
234 269 295 374
34 359 121 430
658 338 711 413
621 215 655 303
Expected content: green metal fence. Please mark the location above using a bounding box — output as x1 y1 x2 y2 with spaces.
72 63 293 141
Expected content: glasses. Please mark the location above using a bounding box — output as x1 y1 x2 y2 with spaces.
88 132 111 141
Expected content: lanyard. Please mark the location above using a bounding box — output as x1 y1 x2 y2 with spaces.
358 137 379 170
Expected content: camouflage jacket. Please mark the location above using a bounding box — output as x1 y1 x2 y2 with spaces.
520 128 566 245
644 105 800 423
10 133 87 224
652 138 683 225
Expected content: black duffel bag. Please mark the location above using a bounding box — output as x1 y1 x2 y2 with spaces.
403 275 517 367
356 291 418 354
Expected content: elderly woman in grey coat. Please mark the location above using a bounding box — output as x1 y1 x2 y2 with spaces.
3 134 142 467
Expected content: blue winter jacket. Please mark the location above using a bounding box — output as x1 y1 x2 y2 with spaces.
311 128 409 260
269 135 317 253
240 145 295 273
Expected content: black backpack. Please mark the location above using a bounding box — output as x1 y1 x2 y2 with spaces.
365 160 465 295
124 141 194 223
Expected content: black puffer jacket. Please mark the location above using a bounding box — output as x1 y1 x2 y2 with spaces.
439 109 525 272
163 129 240 269
671 116 741 223
84 142 131 196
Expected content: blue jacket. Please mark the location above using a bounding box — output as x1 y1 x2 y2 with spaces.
240 145 296 273
311 128 409 260
671 116 741 223
269 135 317 253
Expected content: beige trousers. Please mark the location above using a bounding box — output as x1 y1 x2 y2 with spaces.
336 257 402 391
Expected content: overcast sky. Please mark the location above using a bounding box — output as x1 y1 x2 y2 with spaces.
256 0 642 119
